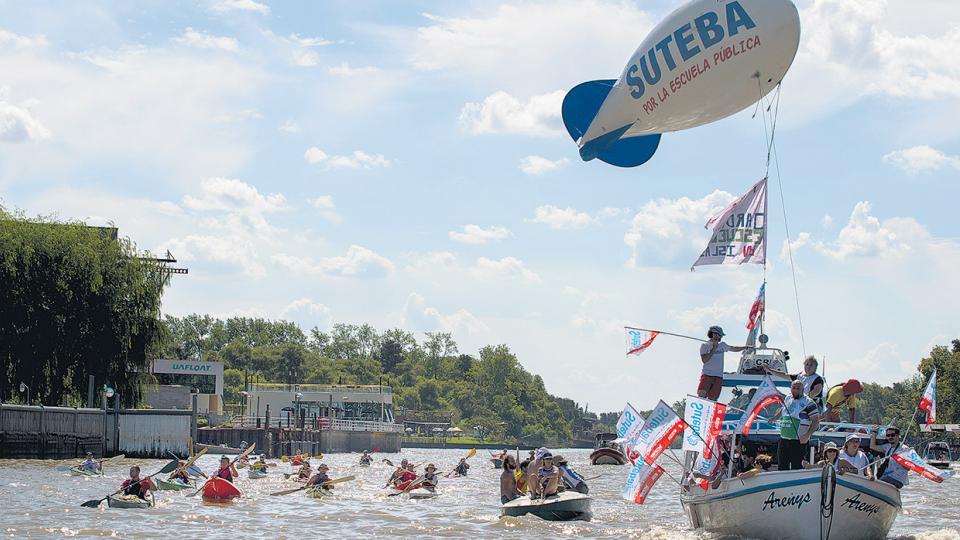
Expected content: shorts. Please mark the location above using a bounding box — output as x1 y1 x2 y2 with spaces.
698 375 723 401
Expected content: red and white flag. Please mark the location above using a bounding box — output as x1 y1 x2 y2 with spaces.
892 447 952 484
622 459 665 504
735 375 784 435
682 396 727 459
627 400 686 465
746 283 765 330
918 369 936 425
617 403 646 444
690 438 724 491
691 177 767 270
625 327 659 356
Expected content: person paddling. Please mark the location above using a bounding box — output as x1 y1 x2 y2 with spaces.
699 326 752 400
79 452 101 474
214 456 239 482
420 464 440 492
360 450 373 465
500 456 521 503
296 461 313 480
252 454 269 473
168 461 192 484
453 457 470 476
306 463 333 490
120 466 156 500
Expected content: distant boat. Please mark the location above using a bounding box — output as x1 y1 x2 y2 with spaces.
589 433 627 465
195 442 242 455
922 441 952 470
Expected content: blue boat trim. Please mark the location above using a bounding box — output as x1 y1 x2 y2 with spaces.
690 475 901 510
835 478 901 509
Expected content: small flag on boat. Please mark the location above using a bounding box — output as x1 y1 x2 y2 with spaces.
891 447 952 484
683 396 727 459
690 438 723 491
627 400 685 465
735 375 784 435
617 403 646 449
691 177 767 271
622 459 665 505
625 327 659 356
918 369 936 425
746 283 765 330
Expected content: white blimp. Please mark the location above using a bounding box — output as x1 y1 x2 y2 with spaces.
562 0 800 167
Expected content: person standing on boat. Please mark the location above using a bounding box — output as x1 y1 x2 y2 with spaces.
824 379 864 422
120 466 156 500
500 456 521 503
766 355 826 409
869 427 909 489
837 434 871 477
769 380 821 470
699 326 752 400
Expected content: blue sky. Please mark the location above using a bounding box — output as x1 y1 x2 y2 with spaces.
1 0 958 413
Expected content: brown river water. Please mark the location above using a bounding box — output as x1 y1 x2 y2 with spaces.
0 449 957 539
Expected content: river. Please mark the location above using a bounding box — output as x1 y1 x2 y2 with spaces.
0 449 957 539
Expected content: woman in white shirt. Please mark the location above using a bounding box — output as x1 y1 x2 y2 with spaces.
837 434 871 478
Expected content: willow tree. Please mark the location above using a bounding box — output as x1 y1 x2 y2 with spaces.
0 207 170 406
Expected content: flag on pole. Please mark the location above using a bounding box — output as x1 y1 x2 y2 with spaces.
735 375 784 435
746 283 765 330
622 459 665 504
616 403 645 445
627 400 686 465
690 438 723 491
691 177 767 270
892 448 953 483
682 396 727 459
918 369 936 425
625 327 659 356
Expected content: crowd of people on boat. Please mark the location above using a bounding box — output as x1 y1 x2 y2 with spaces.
499 448 589 504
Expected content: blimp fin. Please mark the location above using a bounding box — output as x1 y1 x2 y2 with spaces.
594 133 661 168
561 79 616 141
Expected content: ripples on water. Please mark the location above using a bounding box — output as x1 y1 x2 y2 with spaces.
0 449 957 539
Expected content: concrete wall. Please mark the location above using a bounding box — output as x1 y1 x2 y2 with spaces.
143 385 193 410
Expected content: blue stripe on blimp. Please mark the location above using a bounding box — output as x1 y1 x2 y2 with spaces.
835 478 902 509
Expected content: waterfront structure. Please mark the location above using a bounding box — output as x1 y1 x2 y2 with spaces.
242 383 394 426
149 359 224 414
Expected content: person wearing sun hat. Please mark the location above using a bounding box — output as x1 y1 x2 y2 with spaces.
420 463 440 492
805 441 840 470
824 379 864 422
837 434 870 477
306 463 333 489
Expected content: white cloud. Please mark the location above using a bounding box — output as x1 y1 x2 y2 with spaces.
403 251 459 275
174 28 239 52
184 177 284 214
290 49 319 67
0 29 47 49
448 224 511 244
0 89 50 142
459 90 565 137
304 146 390 168
402 293 487 335
279 120 301 133
529 205 596 230
821 215 833 228
817 202 909 260
519 155 569 175
599 207 630 219
328 62 379 77
210 0 269 15
470 256 541 284
162 234 265 277
272 245 394 279
307 195 342 224
282 298 333 327
289 34 334 47
883 145 960 174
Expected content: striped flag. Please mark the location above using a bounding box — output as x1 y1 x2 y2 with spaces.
625 327 659 356
622 459 665 504
918 369 936 425
746 283 765 330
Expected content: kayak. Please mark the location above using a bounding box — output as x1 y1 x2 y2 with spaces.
201 477 243 502
107 494 153 509
306 487 333 499
408 488 438 500
156 477 195 491
501 492 592 521
70 467 99 477
359 461 371 467
248 469 268 479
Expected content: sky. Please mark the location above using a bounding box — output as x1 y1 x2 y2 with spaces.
1 0 958 413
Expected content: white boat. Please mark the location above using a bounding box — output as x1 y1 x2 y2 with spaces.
408 488 438 500
501 491 592 521
682 468 900 540
195 443 242 455
922 441 952 470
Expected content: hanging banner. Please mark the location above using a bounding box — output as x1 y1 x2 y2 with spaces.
691 177 767 270
622 459 665 505
690 438 723 491
892 448 953 484
735 375 784 435
683 396 727 458
629 400 685 465
625 328 659 356
918 369 936 425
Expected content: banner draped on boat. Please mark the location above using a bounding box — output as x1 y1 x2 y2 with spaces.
682 396 727 458
625 328 659 356
918 369 936 425
629 400 685 465
735 375 784 435
746 283 765 330
622 459 665 505
691 177 767 270
892 448 953 483
690 438 723 491
617 403 646 446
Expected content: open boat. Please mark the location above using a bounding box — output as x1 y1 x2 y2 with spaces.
306 487 333 498
922 441 952 470
501 491 592 521
195 443 242 455
201 477 243 502
107 494 153 509
589 433 627 465
155 477 195 491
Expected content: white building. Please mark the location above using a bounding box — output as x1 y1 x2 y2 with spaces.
149 359 224 414
243 383 394 427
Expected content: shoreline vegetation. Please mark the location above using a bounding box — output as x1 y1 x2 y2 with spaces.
2 212 958 447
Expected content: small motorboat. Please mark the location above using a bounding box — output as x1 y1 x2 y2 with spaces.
589 433 628 465
155 477 195 491
195 443 243 455
501 492 592 521
107 494 153 509
923 441 953 470
201 477 243 502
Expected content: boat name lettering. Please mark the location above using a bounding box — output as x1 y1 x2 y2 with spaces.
172 363 212 372
686 402 704 446
761 491 812 511
841 494 880 516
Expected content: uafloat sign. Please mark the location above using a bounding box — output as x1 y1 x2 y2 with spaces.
152 359 224 395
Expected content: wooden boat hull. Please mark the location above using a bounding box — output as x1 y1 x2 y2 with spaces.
682 469 900 540
107 495 152 509
156 478 194 491
501 492 592 521
589 448 627 465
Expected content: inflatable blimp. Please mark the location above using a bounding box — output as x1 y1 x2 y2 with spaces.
562 0 800 167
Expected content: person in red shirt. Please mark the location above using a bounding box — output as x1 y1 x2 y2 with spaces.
120 466 156 499
214 456 239 482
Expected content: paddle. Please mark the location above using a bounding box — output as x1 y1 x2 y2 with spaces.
80 458 179 508
444 448 477 478
186 443 255 498
166 447 208 481
269 475 355 496
382 458 394 467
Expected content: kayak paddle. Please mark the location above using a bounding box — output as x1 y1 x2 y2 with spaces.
80 458 178 508
444 448 477 478
270 475 355 496
185 444 254 498
59 454 126 473
381 458 394 467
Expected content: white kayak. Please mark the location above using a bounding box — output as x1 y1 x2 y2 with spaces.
501 492 592 521
408 488 438 500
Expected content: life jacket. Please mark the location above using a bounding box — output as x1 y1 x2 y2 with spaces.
121 478 150 499
215 467 233 482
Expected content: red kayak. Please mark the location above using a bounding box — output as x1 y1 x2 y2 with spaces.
201 477 242 502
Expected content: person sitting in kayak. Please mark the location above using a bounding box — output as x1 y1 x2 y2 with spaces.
536 452 560 498
500 456 521 503
214 456 239 482
252 454 269 473
391 461 417 490
360 451 373 465
120 466 156 500
453 457 470 476
554 455 588 494
420 464 440 492
306 463 333 489
168 461 192 484
296 462 313 480
79 452 100 474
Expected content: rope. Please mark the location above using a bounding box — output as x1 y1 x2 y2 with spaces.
819 465 836 540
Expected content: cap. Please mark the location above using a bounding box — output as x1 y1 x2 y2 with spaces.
708 325 725 337
843 379 863 394
823 442 838 451
845 433 861 444
534 447 550 460
541 451 553 460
